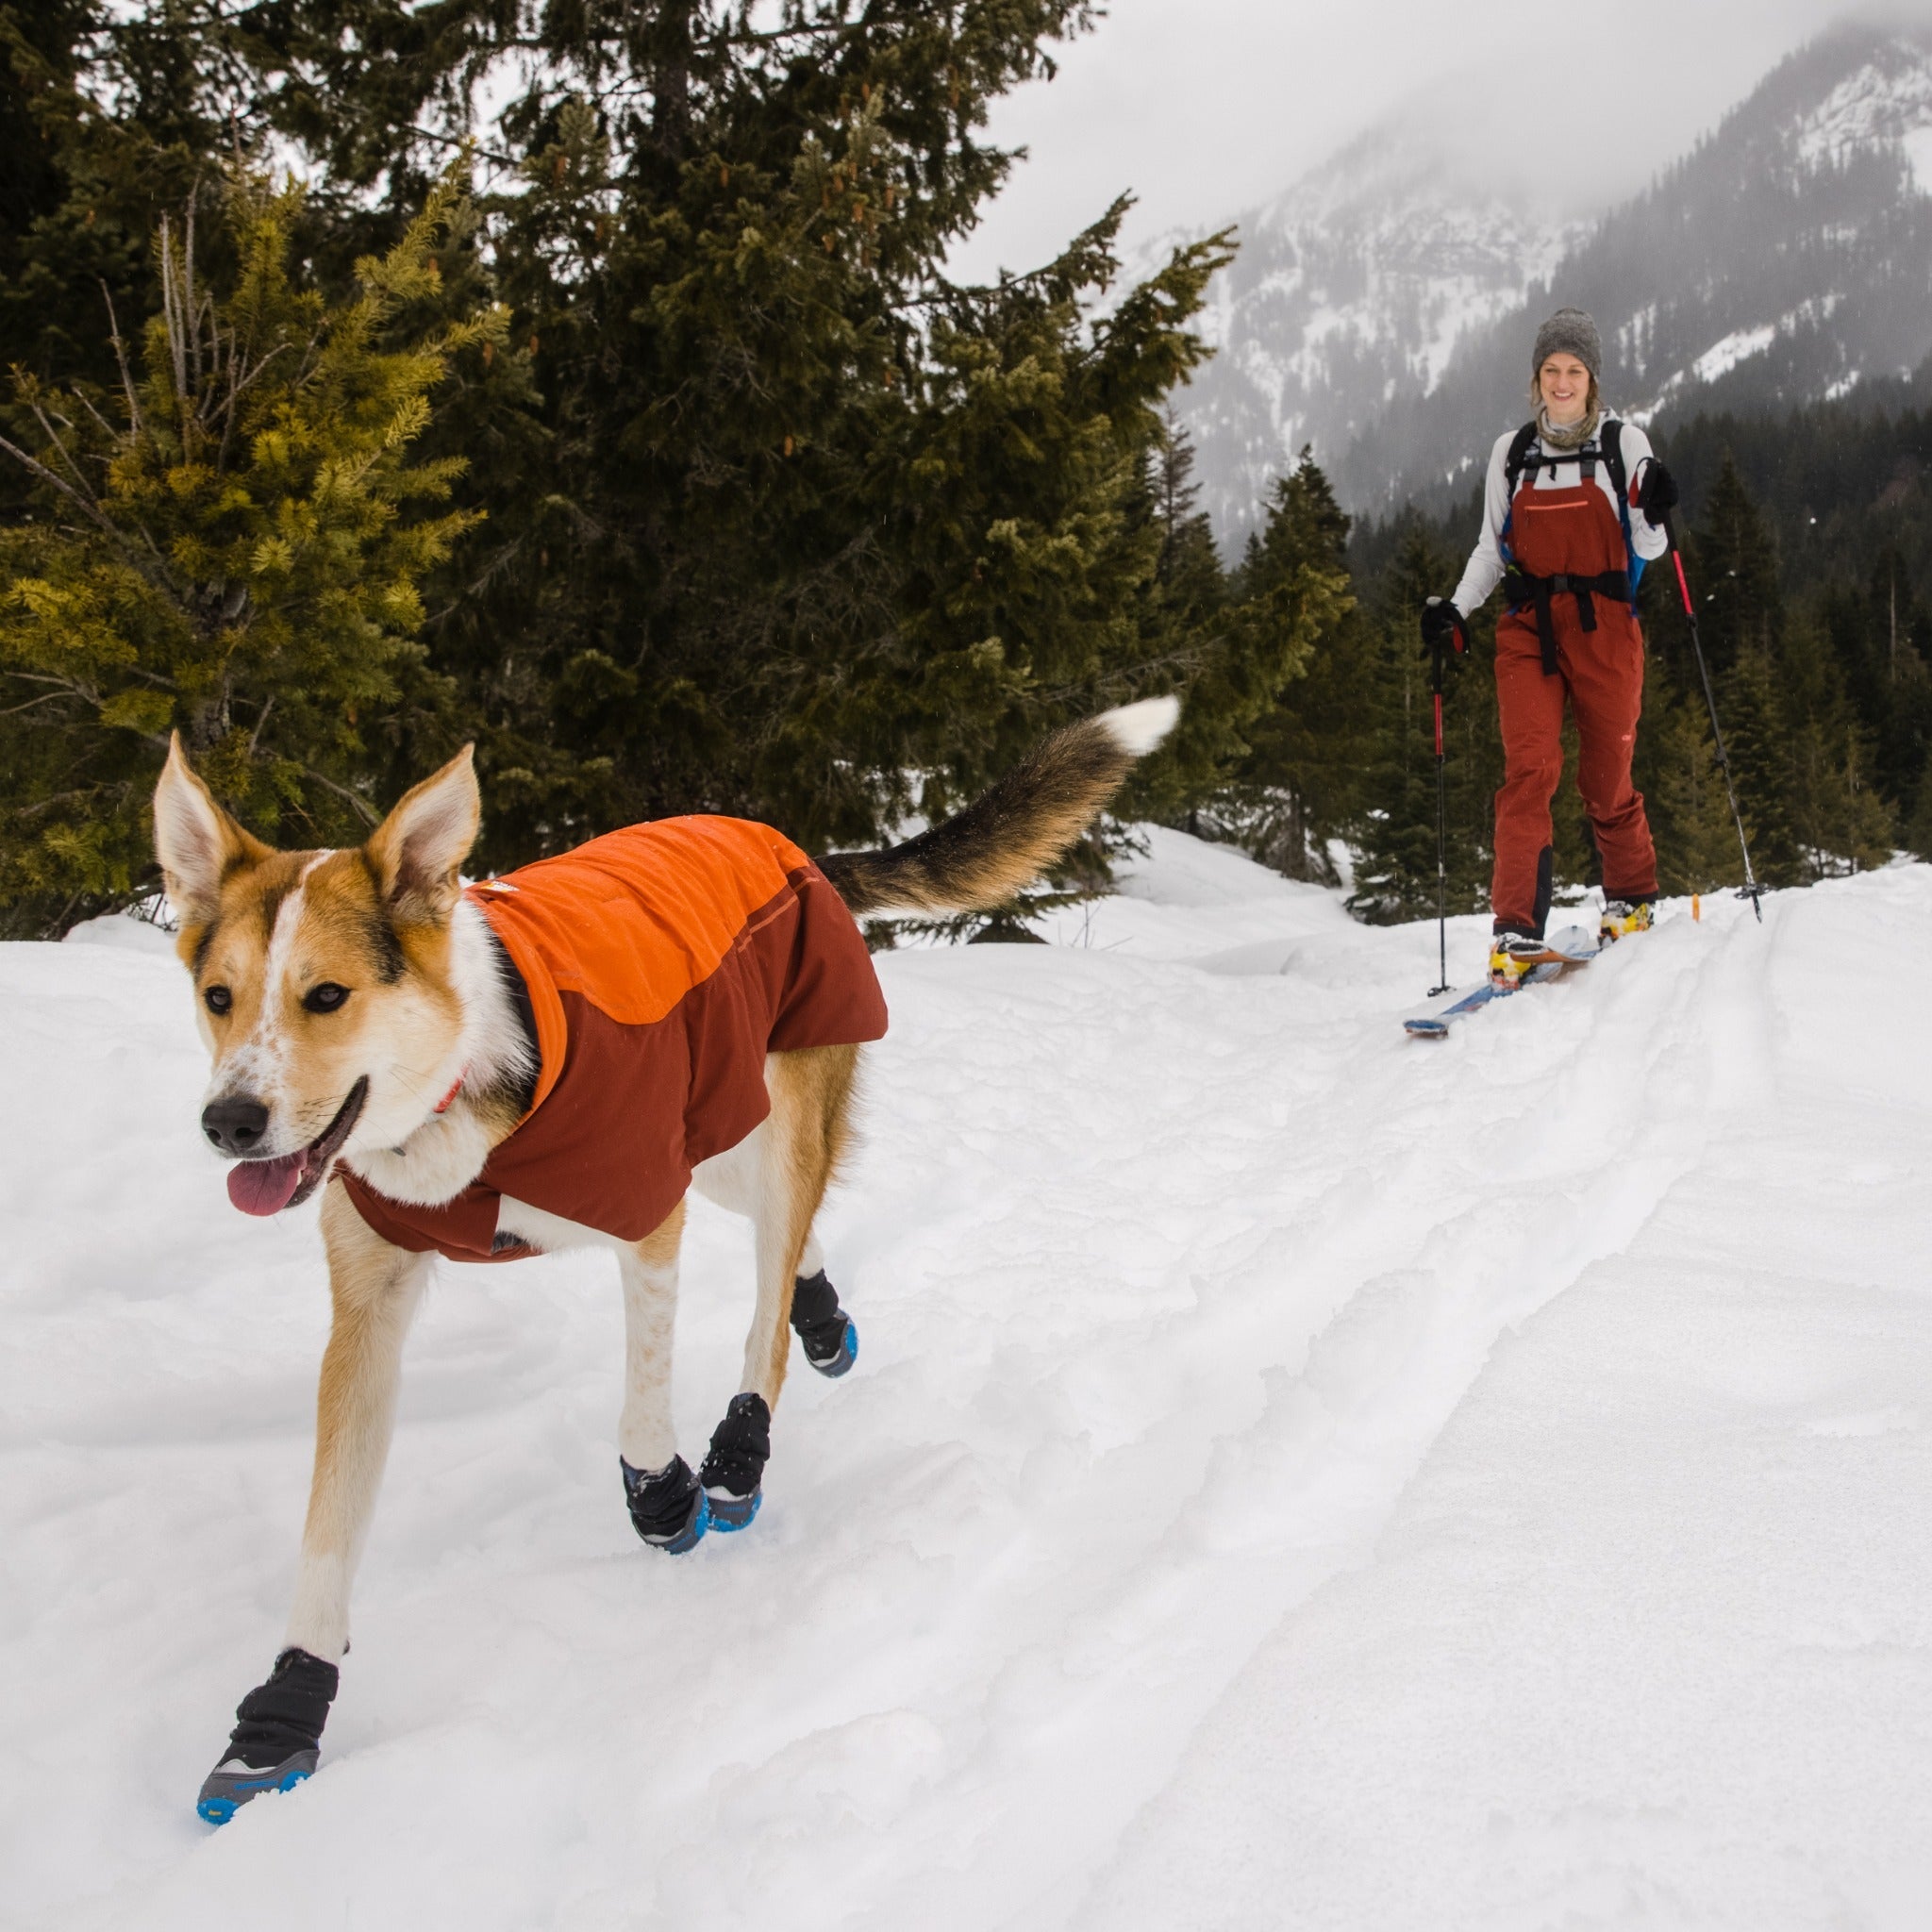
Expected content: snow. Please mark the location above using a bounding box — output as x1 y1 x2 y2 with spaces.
1795 54 1932 175
1692 324 1778 386
1905 125 1932 197
7 833 1932 1928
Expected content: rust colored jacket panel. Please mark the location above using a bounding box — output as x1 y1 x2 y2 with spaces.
340 817 887 1262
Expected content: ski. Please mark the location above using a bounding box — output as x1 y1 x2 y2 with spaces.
1403 924 1599 1039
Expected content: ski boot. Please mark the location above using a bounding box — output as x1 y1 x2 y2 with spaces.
195 1647 338 1824
1599 897 1654 945
790 1269 858 1378
622 1454 709 1553
1488 931 1547 992
698 1392 771 1532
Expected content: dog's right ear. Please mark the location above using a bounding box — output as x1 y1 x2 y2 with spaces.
153 733 267 927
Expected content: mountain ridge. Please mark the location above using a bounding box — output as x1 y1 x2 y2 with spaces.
1174 22 1932 536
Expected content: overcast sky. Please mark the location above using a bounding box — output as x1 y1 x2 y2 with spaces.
946 0 1932 282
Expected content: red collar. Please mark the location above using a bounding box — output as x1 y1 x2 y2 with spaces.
432 1066 468 1115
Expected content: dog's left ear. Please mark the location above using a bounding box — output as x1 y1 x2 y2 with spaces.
365 745 481 926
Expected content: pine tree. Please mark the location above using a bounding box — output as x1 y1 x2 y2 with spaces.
1637 691 1743 893
1907 744 1932 863
1682 449 1782 677
1780 608 1895 874
0 169 503 933
1208 450 1367 879
1820 550 1932 824
1348 519 1494 923
1717 640 1803 886
1657 451 1805 885
1132 444 1351 842
226 1 1235 873
0 0 241 418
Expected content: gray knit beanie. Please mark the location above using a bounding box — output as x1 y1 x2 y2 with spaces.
1532 307 1602 382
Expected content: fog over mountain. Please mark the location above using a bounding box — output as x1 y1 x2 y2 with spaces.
1174 23 1932 538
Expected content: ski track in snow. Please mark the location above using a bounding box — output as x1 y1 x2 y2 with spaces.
3 832 1930 1929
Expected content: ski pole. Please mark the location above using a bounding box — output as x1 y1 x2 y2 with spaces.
1662 518 1763 922
1427 631 1451 996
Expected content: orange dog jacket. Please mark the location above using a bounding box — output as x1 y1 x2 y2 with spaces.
340 817 887 1261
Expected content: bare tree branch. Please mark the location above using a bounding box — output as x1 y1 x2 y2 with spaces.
0 429 118 534
101 281 143 437
297 763 382 827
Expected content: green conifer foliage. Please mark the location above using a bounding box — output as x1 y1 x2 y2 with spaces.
1716 641 1803 886
1681 450 1782 675
0 171 505 933
0 0 249 416
217 2 1233 874
1637 691 1740 893
1128 438 1359 830
1819 550 1932 822
1348 519 1498 923
1780 608 1894 874
1191 450 1362 878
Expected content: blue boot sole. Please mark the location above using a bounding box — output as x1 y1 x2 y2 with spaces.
196 1761 312 1825
805 1319 858 1379
705 1487 762 1532
652 1490 711 1554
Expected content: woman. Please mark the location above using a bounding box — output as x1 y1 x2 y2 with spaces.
1422 307 1678 989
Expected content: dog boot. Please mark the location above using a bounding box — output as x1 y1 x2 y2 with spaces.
790 1270 858 1378
698 1392 771 1531
196 1646 339 1824
622 1453 709 1553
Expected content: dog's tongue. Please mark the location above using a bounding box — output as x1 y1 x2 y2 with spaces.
227 1152 306 1217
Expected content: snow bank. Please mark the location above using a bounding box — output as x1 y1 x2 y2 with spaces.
4 836 1930 1929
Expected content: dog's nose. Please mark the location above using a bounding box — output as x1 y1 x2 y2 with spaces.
202 1096 271 1157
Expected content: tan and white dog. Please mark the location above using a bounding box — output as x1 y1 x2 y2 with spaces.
152 695 1177 1822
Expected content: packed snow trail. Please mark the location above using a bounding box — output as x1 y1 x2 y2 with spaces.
2 833 1929 1929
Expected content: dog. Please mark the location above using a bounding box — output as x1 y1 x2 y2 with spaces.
150 695 1177 1822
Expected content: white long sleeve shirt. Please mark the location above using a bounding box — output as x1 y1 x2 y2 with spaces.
1450 416 1669 618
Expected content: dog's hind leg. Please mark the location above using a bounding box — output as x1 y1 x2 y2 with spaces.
789 1225 860 1381
694 1043 859 1529
617 1200 708 1554
196 1179 428 1824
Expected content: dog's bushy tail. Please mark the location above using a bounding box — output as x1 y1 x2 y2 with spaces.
817 696 1180 917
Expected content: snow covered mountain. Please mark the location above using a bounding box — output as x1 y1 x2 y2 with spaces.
1173 129 1585 542
9 841 1932 1925
1180 24 1932 533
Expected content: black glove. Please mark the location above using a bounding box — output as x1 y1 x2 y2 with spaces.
1419 596 1466 658
1635 458 1678 523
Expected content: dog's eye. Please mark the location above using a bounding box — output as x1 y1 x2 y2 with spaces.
203 984 232 1015
303 982 350 1014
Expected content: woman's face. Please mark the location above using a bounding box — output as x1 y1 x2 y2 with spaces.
1539 354 1591 426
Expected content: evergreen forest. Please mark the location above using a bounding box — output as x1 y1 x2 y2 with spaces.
4 1 1929 939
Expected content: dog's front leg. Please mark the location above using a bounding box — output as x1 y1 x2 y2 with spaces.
692 1046 859 1534
195 1179 427 1823
616 1199 708 1552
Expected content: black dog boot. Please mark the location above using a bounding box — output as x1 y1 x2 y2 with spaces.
196 1646 339 1824
698 1392 772 1531
622 1453 709 1553
790 1270 858 1378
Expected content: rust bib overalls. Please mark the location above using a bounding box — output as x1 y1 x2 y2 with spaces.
1492 462 1658 935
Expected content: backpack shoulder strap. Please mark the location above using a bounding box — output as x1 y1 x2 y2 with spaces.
1598 417 1627 508
1505 420 1541 495
1597 416 1641 601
